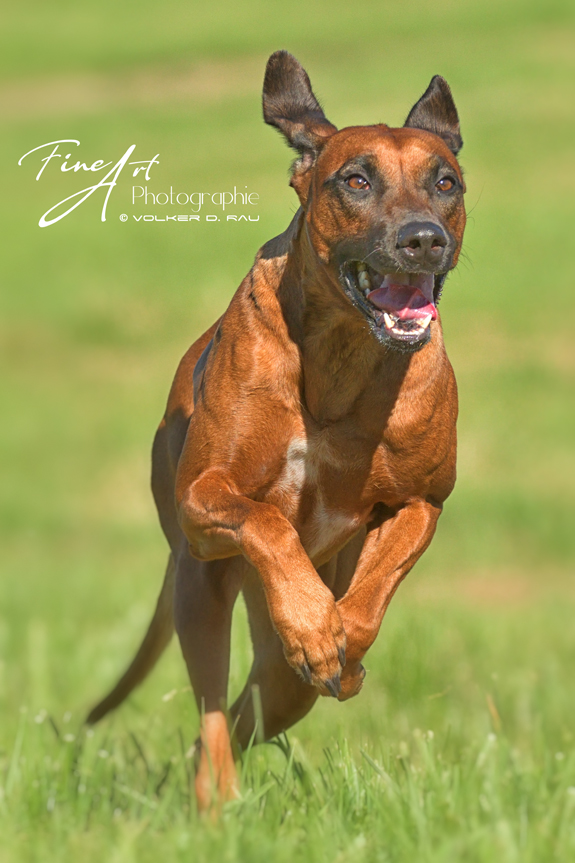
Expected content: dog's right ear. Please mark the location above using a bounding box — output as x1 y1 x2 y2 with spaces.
263 51 336 201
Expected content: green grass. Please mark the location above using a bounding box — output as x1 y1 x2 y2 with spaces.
3 602 575 861
1 1 575 860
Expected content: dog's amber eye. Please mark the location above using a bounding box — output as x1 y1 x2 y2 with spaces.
347 175 370 190
436 177 455 192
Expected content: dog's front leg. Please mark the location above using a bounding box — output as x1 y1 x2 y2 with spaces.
335 498 441 701
177 468 347 696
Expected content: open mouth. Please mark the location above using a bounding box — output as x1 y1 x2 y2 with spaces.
345 262 441 349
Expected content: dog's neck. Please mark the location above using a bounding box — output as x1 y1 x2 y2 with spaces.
269 210 445 426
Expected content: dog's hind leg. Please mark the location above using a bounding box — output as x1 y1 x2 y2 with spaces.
173 550 244 812
229 570 319 750
86 554 176 724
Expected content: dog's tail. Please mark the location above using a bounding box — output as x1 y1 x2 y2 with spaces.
86 555 175 724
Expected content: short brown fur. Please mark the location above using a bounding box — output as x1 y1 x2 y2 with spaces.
88 52 466 812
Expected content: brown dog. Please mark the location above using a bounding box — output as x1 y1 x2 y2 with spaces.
87 51 466 810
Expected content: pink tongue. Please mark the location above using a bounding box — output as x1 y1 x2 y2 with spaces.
367 284 437 321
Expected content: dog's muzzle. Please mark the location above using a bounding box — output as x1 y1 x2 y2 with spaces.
343 261 446 351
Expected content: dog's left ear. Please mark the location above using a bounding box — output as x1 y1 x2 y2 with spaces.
263 51 337 202
404 75 462 155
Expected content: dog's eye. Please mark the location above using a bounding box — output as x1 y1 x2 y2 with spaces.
346 175 370 190
436 177 455 192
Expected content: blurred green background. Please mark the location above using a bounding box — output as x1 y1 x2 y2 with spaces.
1 1 575 860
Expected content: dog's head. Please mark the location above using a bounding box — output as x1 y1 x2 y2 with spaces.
263 51 466 352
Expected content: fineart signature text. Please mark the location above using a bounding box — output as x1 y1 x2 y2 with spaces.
18 140 159 227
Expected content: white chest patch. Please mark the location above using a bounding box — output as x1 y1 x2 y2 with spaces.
306 496 358 560
276 435 358 559
279 437 311 497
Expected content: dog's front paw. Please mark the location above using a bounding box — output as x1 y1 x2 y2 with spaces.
335 661 366 701
270 583 347 697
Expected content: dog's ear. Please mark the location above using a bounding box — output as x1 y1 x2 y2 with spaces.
404 75 462 156
263 51 337 173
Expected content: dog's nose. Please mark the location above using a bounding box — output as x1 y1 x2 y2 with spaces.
396 221 448 267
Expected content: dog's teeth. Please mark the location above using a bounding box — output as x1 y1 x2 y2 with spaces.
383 313 394 329
419 314 432 328
358 271 371 292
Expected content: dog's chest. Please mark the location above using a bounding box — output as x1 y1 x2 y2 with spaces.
270 434 365 561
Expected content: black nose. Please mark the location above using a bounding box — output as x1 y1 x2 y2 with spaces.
396 221 448 267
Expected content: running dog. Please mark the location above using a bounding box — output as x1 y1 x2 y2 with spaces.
88 50 466 811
